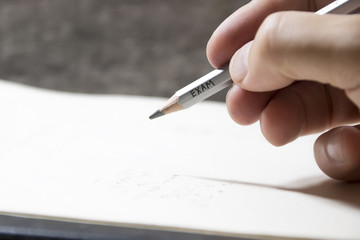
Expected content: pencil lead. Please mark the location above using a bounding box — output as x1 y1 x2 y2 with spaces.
149 110 164 120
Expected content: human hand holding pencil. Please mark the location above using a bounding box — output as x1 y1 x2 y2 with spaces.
150 0 360 181
207 0 360 181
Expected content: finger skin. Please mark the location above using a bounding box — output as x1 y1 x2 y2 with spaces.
237 12 360 106
207 0 333 68
260 86 306 146
260 82 360 146
206 0 309 68
228 11 360 146
228 81 360 146
226 85 275 125
314 126 360 181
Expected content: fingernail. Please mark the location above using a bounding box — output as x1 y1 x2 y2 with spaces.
326 129 345 164
229 41 251 84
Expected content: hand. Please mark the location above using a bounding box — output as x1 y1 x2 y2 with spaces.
207 0 360 181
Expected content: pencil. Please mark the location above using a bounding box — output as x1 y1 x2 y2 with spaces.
149 64 231 119
149 0 360 120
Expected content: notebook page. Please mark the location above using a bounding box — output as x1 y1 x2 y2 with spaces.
0 80 359 240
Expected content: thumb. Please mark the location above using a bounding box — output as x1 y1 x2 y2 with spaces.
314 125 360 182
230 11 360 107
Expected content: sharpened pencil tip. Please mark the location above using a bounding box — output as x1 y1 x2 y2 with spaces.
149 110 164 120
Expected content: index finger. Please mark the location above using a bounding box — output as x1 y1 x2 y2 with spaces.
206 0 330 68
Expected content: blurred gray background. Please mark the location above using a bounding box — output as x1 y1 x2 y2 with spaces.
0 0 249 101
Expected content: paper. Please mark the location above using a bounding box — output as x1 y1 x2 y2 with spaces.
0 80 359 240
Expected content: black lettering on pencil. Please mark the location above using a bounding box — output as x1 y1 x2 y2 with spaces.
201 84 207 92
190 80 217 98
195 87 201 94
206 80 215 88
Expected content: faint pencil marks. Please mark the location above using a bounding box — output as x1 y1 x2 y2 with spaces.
93 169 232 207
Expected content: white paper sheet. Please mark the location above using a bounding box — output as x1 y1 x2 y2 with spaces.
0 80 359 240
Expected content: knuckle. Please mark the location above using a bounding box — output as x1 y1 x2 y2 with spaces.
251 11 292 82
254 12 289 63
